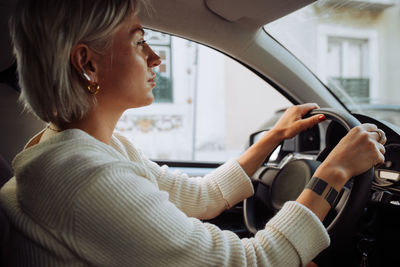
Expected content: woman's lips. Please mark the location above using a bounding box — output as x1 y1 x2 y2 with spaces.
148 76 156 87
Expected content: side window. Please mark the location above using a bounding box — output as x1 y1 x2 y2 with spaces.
116 30 291 162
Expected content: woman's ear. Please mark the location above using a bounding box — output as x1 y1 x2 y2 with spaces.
70 44 97 82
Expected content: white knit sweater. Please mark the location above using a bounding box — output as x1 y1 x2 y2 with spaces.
0 129 329 266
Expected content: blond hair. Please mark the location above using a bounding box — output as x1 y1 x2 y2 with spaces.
10 0 143 127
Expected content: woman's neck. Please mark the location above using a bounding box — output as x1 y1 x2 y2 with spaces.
64 105 124 145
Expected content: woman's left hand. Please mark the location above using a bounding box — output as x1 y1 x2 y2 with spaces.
238 103 324 178
271 103 325 141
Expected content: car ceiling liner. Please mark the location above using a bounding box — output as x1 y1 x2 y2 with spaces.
205 0 316 27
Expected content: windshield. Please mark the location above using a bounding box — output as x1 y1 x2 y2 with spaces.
265 0 400 127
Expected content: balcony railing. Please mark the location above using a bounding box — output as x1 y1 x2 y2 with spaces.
319 0 398 10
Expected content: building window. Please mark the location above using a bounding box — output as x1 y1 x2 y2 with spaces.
326 36 370 104
145 29 173 103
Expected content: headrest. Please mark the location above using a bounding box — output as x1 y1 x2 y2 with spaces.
0 1 16 72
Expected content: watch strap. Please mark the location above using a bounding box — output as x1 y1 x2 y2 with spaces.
306 176 339 208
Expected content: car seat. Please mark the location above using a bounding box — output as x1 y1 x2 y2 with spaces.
0 154 12 188
0 0 45 165
0 7 43 260
0 153 12 266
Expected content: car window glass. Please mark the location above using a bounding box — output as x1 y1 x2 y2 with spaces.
265 1 400 127
116 30 291 162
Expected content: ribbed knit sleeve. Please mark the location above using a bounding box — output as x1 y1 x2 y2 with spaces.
147 159 254 219
112 133 254 219
72 164 329 267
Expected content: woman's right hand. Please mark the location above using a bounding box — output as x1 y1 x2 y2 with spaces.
297 123 386 221
314 123 386 189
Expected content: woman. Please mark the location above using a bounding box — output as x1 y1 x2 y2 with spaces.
0 0 386 266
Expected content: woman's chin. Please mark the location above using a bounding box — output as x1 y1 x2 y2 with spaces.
125 94 154 109
139 94 155 107
146 93 155 105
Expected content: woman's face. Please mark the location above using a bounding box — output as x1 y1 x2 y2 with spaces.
95 14 161 111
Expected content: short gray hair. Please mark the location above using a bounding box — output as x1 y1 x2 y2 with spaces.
10 0 144 127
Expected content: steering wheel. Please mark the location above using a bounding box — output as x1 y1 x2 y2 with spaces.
243 108 374 258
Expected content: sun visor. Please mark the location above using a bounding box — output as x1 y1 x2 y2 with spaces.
0 1 15 72
205 0 316 27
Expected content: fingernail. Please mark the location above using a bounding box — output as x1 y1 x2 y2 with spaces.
318 114 326 121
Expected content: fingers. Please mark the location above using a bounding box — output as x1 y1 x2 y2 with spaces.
359 123 378 132
376 142 386 155
297 114 326 132
375 129 387 145
296 103 320 116
376 143 386 166
355 123 386 143
275 104 325 139
361 124 386 166
370 130 386 145
362 124 387 145
374 134 386 166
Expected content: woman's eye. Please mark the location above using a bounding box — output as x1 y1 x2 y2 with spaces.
137 40 147 46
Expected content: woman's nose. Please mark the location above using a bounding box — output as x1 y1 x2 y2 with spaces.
146 45 161 68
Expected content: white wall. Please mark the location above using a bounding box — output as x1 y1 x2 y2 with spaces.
194 46 227 160
379 4 400 103
224 58 290 151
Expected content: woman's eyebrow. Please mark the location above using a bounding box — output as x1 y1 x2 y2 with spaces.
130 26 145 36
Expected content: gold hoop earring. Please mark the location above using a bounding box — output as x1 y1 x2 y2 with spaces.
87 83 100 95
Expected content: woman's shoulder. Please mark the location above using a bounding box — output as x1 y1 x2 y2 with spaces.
111 131 148 162
13 129 127 180
111 131 135 151
11 130 157 220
